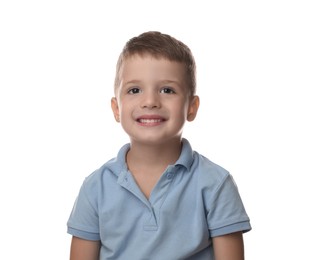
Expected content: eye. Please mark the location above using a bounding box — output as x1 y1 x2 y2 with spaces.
160 87 175 94
128 87 141 94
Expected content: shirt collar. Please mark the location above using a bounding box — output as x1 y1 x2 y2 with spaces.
107 143 130 177
175 138 194 171
108 138 194 176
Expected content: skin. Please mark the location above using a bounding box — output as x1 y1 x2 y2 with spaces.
70 54 245 260
70 237 100 260
213 232 245 260
112 54 198 147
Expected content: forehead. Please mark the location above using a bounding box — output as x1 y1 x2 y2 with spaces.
119 54 187 83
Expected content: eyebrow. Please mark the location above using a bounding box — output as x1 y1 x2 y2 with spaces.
122 80 141 85
158 80 180 85
122 79 181 87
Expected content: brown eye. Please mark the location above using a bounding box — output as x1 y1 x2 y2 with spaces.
128 88 141 94
160 87 175 94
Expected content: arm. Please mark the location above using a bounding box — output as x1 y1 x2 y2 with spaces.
212 232 244 260
70 236 101 260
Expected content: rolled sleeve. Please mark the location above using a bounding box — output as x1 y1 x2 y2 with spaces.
67 180 100 240
207 174 251 237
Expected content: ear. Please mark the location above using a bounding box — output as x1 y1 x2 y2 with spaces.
187 95 200 122
111 97 120 122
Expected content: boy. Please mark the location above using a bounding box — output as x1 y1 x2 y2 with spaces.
67 31 251 260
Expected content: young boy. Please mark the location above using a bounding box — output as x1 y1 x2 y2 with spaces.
67 31 251 260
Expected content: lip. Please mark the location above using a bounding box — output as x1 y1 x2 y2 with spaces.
136 115 166 126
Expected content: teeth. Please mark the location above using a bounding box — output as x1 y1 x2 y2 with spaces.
139 119 162 123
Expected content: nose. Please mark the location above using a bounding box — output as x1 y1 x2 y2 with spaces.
141 91 161 109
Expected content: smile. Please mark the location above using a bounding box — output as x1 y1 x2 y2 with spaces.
138 119 163 123
136 116 166 126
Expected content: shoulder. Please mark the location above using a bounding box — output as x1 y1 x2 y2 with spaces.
192 151 230 186
179 139 231 191
82 158 120 191
81 143 130 191
189 151 243 206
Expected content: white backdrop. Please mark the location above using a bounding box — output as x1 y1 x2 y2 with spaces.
1 1 318 259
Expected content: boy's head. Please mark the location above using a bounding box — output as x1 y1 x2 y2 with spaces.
114 31 196 97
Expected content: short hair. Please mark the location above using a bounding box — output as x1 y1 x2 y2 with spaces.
114 31 196 97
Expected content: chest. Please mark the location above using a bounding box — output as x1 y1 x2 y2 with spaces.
130 169 163 199
98 169 211 258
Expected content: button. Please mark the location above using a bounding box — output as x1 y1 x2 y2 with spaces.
166 173 173 179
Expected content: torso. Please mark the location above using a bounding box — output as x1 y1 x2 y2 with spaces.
129 168 165 199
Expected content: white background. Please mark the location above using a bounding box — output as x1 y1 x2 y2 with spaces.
1 0 318 259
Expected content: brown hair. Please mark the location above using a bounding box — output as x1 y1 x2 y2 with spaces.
114 31 196 96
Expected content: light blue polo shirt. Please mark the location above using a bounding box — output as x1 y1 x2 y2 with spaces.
67 139 251 259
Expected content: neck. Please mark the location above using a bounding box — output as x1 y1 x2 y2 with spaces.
126 138 183 171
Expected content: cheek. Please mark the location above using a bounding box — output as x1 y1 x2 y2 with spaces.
118 101 133 117
171 102 189 119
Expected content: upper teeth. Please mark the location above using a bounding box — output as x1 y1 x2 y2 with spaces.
139 119 162 123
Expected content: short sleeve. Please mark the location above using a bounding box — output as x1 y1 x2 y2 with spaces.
67 181 100 241
207 174 251 237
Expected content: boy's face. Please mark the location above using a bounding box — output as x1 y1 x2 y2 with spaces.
111 54 199 145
